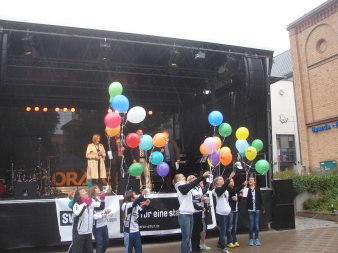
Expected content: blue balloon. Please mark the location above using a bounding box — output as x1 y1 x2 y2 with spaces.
208 111 223 126
139 134 153 151
150 151 164 165
235 139 249 153
156 162 169 177
112 95 129 113
240 152 245 157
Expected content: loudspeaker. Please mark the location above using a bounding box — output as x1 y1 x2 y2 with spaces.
14 181 38 199
118 179 140 195
243 57 265 100
272 179 294 204
271 204 295 230
0 33 8 87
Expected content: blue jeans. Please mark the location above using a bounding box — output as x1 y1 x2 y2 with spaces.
93 225 109 253
216 214 228 249
227 211 238 244
178 214 194 253
123 232 129 253
128 231 142 253
248 210 260 240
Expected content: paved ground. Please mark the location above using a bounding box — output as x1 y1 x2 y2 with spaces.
3 216 338 253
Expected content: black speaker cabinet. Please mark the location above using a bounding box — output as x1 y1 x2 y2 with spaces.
272 179 294 204
271 204 295 230
118 179 140 195
243 57 265 100
14 181 38 199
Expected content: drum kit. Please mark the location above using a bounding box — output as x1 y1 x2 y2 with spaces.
4 156 60 197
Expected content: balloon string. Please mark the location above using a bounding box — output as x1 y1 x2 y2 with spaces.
147 146 155 169
158 177 165 193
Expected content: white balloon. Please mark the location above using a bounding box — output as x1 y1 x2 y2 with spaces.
127 106 146 123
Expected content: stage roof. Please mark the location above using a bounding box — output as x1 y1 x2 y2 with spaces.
0 19 274 113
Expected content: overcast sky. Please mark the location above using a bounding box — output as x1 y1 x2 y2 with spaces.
0 0 327 56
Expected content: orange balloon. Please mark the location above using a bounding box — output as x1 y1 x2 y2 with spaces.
220 150 232 166
106 125 121 137
213 136 222 150
200 144 208 155
153 133 167 147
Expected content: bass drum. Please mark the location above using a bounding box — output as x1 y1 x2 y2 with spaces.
29 178 40 192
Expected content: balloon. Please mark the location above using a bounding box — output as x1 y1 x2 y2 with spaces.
126 133 141 148
236 127 249 140
218 123 232 137
220 146 231 153
150 151 164 165
153 133 167 147
208 111 223 126
240 152 245 157
203 137 217 154
207 158 220 167
245 146 258 161
235 139 249 153
139 134 153 151
209 150 220 167
108 81 123 98
104 112 122 128
109 97 113 103
252 139 263 152
200 144 208 156
127 106 146 123
220 150 232 166
156 162 169 177
213 136 222 150
112 95 129 113
105 125 121 137
255 159 270 174
129 162 143 177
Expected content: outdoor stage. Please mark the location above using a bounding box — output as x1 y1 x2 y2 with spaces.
0 189 272 250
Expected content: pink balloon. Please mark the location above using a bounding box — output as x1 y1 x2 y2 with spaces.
126 133 141 148
104 112 122 128
203 137 217 154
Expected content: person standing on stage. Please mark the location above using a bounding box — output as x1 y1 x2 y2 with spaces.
86 134 106 190
160 131 180 191
173 171 210 253
110 133 124 192
129 129 152 191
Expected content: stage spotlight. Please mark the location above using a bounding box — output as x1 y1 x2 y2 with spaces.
203 90 211 95
108 108 113 113
70 108 76 113
26 107 31 111
34 107 39 111
195 51 206 59
63 108 68 112
100 38 111 69
43 107 48 112
148 110 153 115
218 54 237 75
169 48 180 67
55 107 60 112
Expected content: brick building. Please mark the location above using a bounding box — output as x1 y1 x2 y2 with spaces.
287 0 338 172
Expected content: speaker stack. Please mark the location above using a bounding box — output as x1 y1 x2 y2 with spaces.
270 179 295 230
14 181 38 200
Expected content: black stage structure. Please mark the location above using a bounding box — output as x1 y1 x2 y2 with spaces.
0 19 274 174
0 19 277 249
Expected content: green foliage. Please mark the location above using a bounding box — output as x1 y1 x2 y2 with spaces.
274 170 338 211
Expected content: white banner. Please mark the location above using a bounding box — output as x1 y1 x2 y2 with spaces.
55 196 123 242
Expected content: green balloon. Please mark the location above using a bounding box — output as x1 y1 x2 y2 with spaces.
252 139 263 152
129 162 144 177
108 82 123 98
255 159 270 174
218 123 232 137
109 96 113 103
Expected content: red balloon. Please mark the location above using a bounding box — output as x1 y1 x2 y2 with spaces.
126 133 141 148
104 112 122 128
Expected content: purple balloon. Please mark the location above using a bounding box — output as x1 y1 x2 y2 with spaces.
156 162 169 177
209 150 220 166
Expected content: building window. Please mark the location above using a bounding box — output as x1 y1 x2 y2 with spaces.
277 135 296 163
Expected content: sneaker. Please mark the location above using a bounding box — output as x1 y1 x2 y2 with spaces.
249 239 253 246
227 243 236 248
255 238 261 246
221 248 230 253
199 244 211 250
234 242 240 247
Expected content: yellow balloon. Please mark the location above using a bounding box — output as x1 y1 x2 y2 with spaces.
236 127 249 140
106 125 121 137
245 146 257 161
200 144 208 155
220 146 231 153
153 133 167 147
213 136 222 150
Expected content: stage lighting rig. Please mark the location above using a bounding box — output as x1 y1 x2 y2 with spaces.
195 51 206 59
